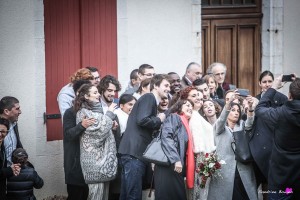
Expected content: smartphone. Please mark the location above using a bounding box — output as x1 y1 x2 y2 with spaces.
282 74 294 82
237 88 250 97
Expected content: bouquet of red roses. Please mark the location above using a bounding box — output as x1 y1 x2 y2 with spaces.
195 152 226 188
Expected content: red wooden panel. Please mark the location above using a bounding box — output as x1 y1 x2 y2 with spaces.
45 0 117 141
80 0 118 77
45 0 81 141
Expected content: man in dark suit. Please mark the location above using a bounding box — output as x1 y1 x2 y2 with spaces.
255 75 300 199
0 96 23 166
118 74 170 200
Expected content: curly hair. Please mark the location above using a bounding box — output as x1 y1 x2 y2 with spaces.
97 75 121 94
70 68 94 84
179 86 198 100
200 99 222 119
73 83 94 112
12 148 28 165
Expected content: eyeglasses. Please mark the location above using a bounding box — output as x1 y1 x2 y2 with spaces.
94 76 100 80
0 130 8 134
213 72 225 77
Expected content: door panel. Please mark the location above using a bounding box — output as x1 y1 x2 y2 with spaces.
202 17 261 95
44 0 117 141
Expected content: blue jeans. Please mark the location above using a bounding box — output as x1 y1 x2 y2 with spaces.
119 154 146 200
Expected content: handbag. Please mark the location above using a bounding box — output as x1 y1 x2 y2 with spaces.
231 128 253 163
142 130 170 166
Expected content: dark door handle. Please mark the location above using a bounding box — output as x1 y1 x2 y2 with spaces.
44 112 61 124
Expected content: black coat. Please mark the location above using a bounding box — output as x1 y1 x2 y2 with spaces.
249 91 287 180
63 107 87 186
6 163 43 200
0 144 14 200
118 93 162 160
255 88 300 191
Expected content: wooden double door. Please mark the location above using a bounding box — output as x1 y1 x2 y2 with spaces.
201 0 262 95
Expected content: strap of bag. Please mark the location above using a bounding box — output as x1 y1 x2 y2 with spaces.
148 168 155 198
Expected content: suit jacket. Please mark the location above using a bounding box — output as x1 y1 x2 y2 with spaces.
180 76 192 89
249 91 287 180
118 93 162 160
255 88 300 191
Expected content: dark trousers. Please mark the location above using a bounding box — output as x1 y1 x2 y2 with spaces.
119 154 146 200
67 184 89 200
232 168 249 200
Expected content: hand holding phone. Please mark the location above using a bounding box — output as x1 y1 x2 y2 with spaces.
237 88 250 97
282 74 295 82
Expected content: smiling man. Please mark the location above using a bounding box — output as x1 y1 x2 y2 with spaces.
97 75 121 114
0 96 23 166
118 74 170 200
167 72 181 99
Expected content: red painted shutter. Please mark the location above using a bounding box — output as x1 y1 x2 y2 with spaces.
44 0 117 141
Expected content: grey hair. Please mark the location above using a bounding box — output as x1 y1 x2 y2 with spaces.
206 62 227 75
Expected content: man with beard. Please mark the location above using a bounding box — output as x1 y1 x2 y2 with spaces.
97 75 122 200
118 74 170 200
97 75 121 114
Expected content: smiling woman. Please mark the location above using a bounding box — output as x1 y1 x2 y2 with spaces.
154 99 194 200
74 83 118 200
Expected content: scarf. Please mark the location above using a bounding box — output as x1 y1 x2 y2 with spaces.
180 114 195 189
82 101 103 113
189 110 216 153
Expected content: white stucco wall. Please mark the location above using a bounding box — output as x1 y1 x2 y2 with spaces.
0 0 299 198
283 0 300 76
0 0 66 198
117 0 201 93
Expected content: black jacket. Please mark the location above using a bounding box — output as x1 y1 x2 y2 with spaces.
6 163 43 200
255 88 300 191
249 91 287 180
0 144 14 200
118 93 162 160
63 107 86 186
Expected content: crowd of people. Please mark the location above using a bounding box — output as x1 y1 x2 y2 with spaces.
0 62 300 200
